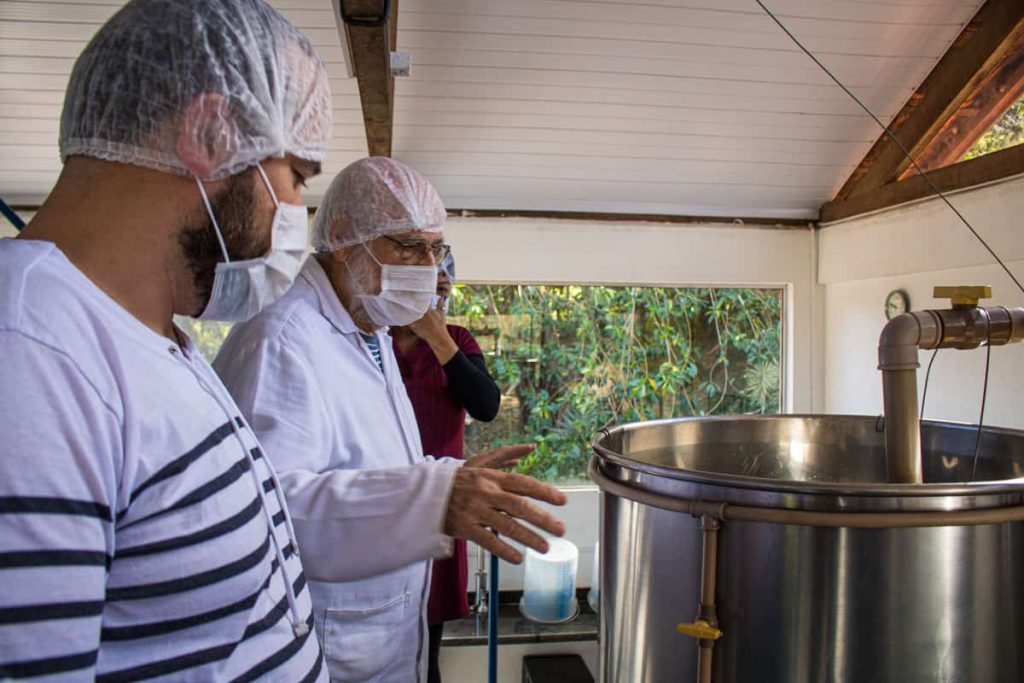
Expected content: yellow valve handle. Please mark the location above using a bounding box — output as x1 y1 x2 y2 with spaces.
676 620 723 641
933 285 991 307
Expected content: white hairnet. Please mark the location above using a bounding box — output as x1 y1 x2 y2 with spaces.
312 157 446 252
60 0 331 180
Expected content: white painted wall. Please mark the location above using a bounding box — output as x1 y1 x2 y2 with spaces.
819 175 1024 429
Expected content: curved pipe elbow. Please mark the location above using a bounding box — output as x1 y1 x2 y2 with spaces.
878 311 939 371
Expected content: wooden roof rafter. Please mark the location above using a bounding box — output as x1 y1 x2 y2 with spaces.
337 0 398 157
905 29 1024 177
821 0 1024 223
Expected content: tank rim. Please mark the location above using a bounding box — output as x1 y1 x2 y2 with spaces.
591 414 1024 502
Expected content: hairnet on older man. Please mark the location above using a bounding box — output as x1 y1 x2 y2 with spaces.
59 0 332 180
311 156 447 252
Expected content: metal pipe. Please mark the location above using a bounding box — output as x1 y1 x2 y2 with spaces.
696 515 720 683
698 642 712 683
882 370 923 483
589 458 1024 529
674 511 725 682
471 544 487 615
487 549 499 683
877 311 939 484
878 301 1024 484
698 516 719 619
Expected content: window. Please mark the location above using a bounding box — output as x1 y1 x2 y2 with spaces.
175 285 786 487
961 93 1024 162
450 285 784 485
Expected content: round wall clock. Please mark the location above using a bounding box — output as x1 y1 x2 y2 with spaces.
884 289 909 320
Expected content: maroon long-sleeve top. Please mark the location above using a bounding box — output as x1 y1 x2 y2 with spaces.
392 325 500 624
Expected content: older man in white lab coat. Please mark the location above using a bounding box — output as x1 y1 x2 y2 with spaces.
213 157 566 682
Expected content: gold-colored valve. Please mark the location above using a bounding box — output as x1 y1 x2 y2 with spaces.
676 620 723 641
933 285 991 308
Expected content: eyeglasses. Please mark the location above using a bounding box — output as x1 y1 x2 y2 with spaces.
382 235 451 263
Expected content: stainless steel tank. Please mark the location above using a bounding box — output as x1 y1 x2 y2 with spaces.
591 415 1024 683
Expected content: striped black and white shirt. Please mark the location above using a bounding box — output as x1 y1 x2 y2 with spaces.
0 240 326 682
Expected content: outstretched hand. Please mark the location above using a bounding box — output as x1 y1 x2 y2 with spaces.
444 462 567 564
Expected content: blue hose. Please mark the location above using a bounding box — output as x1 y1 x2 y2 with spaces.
487 550 499 683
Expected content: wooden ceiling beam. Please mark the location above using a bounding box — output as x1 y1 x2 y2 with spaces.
820 144 1024 224
339 0 397 157
832 0 1024 203
447 208 811 228
906 29 1024 176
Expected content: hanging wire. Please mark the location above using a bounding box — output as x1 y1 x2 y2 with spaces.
969 310 994 481
753 0 1024 297
919 348 940 420
755 1 1017 486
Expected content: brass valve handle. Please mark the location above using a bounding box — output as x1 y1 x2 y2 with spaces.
676 620 723 641
933 285 991 308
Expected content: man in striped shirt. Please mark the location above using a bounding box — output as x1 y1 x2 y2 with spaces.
0 1 332 680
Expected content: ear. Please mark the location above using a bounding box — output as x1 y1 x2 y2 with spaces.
331 245 353 265
176 92 237 179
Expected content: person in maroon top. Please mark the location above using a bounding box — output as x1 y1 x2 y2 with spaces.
392 252 500 683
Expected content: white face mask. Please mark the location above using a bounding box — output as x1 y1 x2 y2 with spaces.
195 163 308 322
353 242 437 328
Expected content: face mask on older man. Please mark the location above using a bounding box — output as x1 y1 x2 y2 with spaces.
353 243 436 327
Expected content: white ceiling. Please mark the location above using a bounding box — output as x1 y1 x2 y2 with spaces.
0 0 983 219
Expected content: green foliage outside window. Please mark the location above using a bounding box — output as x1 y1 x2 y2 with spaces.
962 95 1024 161
173 285 784 485
174 316 232 363
449 285 783 483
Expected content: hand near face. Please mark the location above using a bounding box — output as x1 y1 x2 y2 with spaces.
408 306 458 363
408 307 448 344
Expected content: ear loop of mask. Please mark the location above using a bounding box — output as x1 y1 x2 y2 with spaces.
254 163 280 208
195 177 231 264
343 242 377 287
360 240 383 267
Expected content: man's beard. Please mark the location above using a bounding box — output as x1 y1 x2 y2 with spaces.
178 170 269 317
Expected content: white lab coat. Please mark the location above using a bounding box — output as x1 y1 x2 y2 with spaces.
214 257 460 683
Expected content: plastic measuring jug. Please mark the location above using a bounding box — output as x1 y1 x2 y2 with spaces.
520 537 579 623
